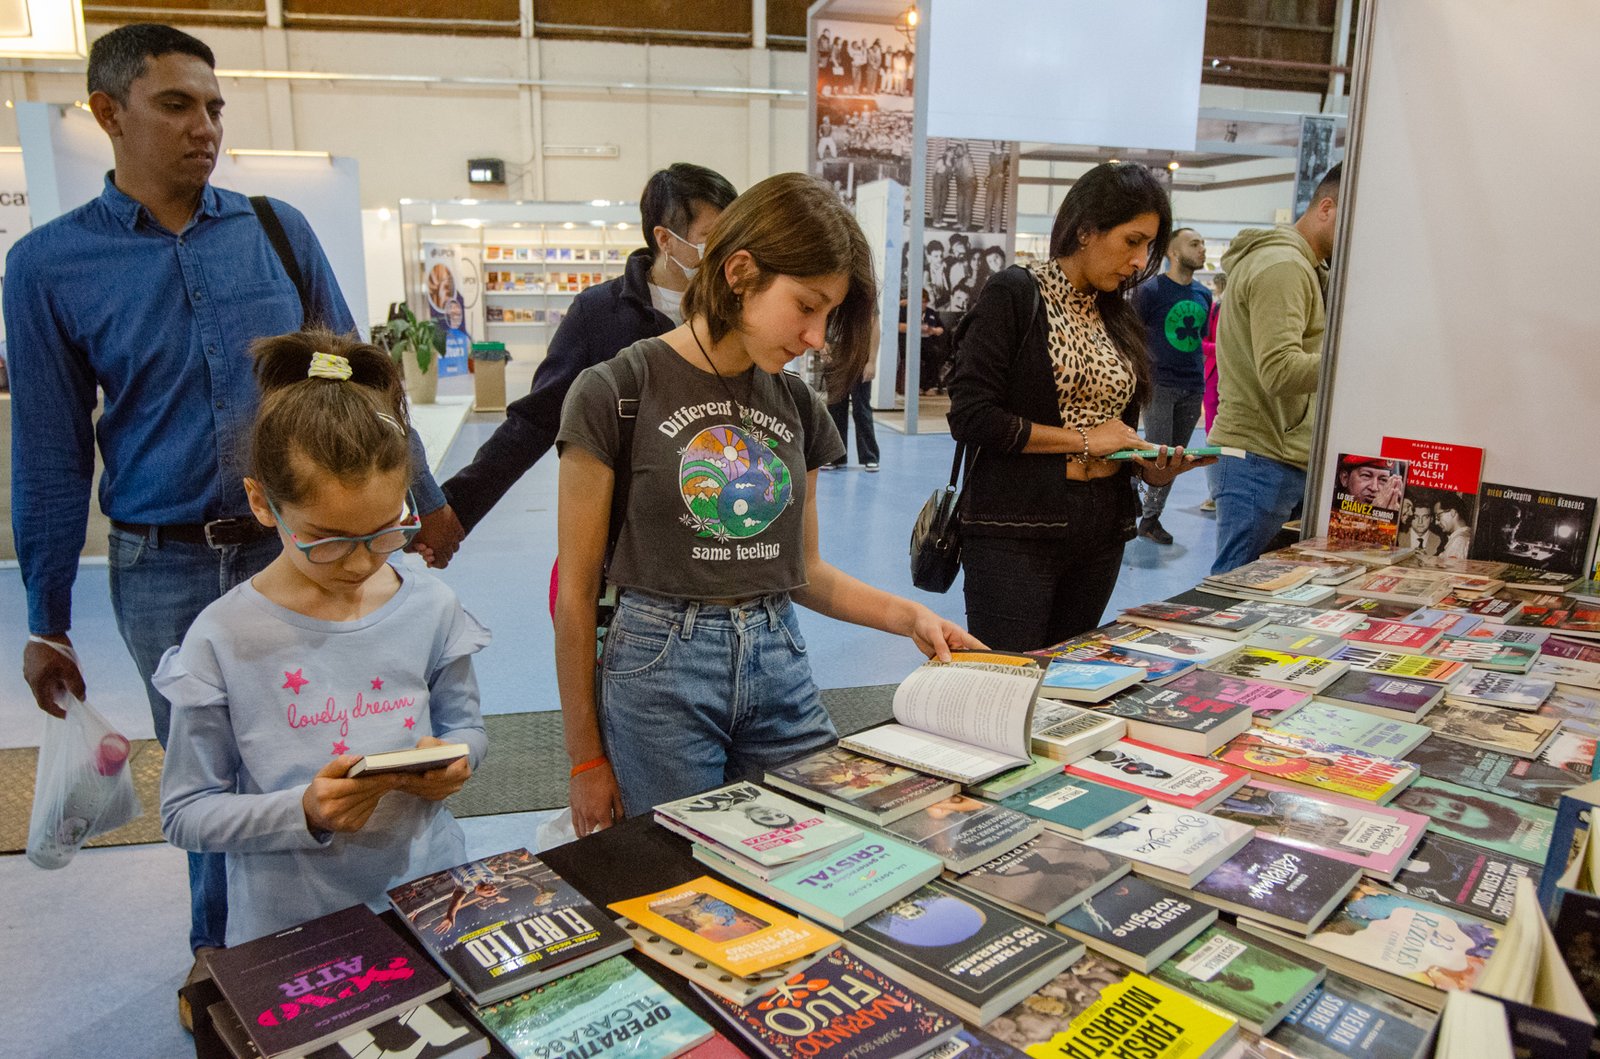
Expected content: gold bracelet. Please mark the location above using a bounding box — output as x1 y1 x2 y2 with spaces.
1073 425 1091 464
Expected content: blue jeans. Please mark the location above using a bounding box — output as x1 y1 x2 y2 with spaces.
828 378 880 465
107 527 281 952
1140 384 1205 520
599 590 839 818
1211 452 1306 575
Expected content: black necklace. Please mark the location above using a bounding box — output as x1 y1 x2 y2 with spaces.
689 322 756 430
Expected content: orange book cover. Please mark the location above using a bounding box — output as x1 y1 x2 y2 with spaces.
609 876 839 977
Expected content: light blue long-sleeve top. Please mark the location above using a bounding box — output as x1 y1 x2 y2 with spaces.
157 562 489 946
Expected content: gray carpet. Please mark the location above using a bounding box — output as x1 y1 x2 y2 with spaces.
0 685 898 852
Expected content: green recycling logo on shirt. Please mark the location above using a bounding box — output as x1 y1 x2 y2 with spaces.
1164 299 1208 353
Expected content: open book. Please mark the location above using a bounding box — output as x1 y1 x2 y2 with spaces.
1473 876 1596 1059
839 652 1044 784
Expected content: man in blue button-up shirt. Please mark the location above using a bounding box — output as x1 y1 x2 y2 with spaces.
5 24 462 1006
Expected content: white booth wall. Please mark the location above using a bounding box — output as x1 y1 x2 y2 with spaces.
1313 0 1600 525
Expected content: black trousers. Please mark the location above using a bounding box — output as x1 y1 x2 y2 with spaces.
827 378 880 464
960 478 1131 651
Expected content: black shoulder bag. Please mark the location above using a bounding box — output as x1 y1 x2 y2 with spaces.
908 271 1042 593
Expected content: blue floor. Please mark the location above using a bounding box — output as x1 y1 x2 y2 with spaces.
0 403 1215 1057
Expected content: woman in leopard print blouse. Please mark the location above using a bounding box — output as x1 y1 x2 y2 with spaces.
947 163 1214 649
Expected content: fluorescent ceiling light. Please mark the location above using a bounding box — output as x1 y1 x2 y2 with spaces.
225 148 332 160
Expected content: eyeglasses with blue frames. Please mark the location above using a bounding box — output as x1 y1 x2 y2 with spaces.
266 494 422 564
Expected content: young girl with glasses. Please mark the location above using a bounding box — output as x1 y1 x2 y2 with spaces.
158 330 488 945
555 173 981 837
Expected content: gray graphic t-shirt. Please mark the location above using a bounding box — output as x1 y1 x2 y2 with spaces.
557 338 844 600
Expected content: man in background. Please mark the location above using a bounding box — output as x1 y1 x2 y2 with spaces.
1132 227 1212 545
6 23 459 1025
1209 163 1342 573
442 163 737 534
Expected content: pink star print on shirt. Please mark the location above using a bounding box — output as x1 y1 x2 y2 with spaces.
283 669 309 695
371 677 384 690
332 740 349 756
403 716 416 730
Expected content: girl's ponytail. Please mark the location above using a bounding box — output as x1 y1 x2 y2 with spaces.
248 328 413 504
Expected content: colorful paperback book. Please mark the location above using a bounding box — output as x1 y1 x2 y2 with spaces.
1339 572 1452 608
1037 657 1145 702
990 771 1146 838
1080 804 1255 888
1193 836 1363 935
1151 924 1326 1034
1032 639 1199 684
1269 971 1440 1059
1087 622 1244 665
1392 776 1556 862
473 955 712 1059
1408 735 1580 809
763 746 960 825
1240 880 1500 1011
1244 626 1347 659
1120 601 1270 640
1334 644 1468 683
927 1028 1031 1059
1539 729 1599 783
1314 672 1442 721
1464 596 1529 622
1327 453 1408 549
694 947 962 1059
1164 590 1356 633
950 830 1131 922
1420 702 1563 760
209 995 490 1059
206 905 453 1059
1065 739 1249 811
844 879 1085 1025
608 876 840 977
1531 657 1600 692
1203 648 1349 693
1380 436 1484 540
652 782 862 871
1503 602 1600 641
1054 874 1218 972
1259 547 1371 586
1444 669 1555 711
1296 535 1419 567
1502 566 1585 592
983 956 1135 1053
1204 560 1322 595
1213 729 1419 804
1537 634 1600 674
691 833 943 932
1471 483 1598 578
880 796 1043 873
1340 617 1443 655
1206 581 1336 606
1387 834 1541 924
1463 624 1548 647
1093 685 1256 755
1266 702 1432 758
1211 779 1428 881
615 916 830 1007
1021 973 1238 1059
1404 609 1484 638
387 849 632 1004
1339 597 1427 621
1156 668 1311 726
1406 555 1509 579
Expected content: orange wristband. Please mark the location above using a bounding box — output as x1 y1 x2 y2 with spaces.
569 755 609 778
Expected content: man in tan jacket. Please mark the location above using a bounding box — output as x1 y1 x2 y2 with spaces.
1209 163 1342 573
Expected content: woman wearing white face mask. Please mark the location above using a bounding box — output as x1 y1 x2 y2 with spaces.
440 162 737 535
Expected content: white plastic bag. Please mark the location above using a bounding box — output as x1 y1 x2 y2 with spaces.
26 693 143 869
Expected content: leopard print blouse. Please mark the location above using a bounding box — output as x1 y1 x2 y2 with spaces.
1028 258 1135 428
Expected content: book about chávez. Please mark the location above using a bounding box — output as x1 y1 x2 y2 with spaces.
843 878 1085 1025
838 652 1046 784
1021 972 1238 1059
1471 483 1599 578
386 848 630 1004
693 945 962 1059
206 904 452 1059
1327 453 1409 549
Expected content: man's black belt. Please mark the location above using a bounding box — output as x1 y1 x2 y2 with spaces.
111 517 275 548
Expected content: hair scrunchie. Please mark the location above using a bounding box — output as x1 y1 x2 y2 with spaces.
307 352 352 380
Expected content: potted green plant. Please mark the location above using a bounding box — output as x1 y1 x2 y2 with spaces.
382 304 445 404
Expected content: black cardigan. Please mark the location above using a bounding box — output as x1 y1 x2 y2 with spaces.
945 266 1141 539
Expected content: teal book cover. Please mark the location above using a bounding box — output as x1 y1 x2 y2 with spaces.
994 772 1144 836
474 955 711 1059
760 835 944 922
1274 702 1429 757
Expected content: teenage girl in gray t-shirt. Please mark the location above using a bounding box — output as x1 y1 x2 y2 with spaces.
554 173 983 835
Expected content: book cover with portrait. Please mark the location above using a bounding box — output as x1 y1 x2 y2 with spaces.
1326 453 1409 549
1471 482 1598 578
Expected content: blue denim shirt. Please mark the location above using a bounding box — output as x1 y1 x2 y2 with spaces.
6 175 445 634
